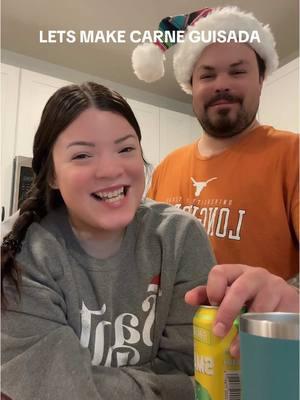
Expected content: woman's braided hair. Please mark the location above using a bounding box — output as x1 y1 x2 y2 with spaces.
1 82 143 308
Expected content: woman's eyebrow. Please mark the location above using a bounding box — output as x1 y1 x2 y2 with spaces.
67 141 95 148
66 134 136 148
114 134 136 144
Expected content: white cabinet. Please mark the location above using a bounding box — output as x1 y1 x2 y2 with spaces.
127 101 200 166
15 69 72 157
259 58 299 132
1 64 20 218
159 108 202 161
127 99 160 167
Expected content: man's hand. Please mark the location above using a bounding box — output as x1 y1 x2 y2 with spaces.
185 264 299 356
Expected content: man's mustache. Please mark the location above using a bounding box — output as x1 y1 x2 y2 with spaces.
205 93 243 109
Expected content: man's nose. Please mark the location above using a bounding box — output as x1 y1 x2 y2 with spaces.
214 74 232 93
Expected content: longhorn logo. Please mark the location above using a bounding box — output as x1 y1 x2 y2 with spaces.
191 177 217 196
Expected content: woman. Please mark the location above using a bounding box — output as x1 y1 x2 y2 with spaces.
1 82 215 400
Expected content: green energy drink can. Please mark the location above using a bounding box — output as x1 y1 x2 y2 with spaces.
193 305 241 400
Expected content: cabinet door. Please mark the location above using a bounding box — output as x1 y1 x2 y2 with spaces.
159 108 198 161
1 63 20 218
127 99 160 168
259 58 299 132
15 69 72 157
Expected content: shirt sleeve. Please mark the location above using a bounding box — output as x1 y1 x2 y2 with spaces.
291 177 299 242
153 216 216 374
1 222 210 400
292 201 299 242
147 165 161 200
1 210 20 242
2 279 196 400
288 136 299 243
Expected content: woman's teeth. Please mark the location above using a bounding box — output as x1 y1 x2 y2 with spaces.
92 187 126 202
103 193 124 203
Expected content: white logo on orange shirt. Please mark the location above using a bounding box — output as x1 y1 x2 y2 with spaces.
191 177 217 196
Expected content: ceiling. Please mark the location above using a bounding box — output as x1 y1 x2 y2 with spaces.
2 0 299 104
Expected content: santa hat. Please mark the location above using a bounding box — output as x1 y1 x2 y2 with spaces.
132 6 279 94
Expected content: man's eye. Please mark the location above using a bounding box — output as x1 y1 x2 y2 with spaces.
200 75 214 80
231 70 246 75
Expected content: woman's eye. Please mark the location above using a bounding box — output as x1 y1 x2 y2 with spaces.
120 147 135 153
72 153 90 160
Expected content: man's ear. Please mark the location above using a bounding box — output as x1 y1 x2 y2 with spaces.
258 76 264 94
259 75 264 86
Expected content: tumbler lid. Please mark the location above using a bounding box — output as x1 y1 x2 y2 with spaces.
240 312 299 340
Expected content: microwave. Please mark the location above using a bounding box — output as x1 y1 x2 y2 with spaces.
11 156 34 214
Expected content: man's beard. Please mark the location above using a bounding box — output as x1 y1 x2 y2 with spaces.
194 93 258 138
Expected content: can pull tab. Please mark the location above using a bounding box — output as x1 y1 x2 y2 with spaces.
234 306 248 330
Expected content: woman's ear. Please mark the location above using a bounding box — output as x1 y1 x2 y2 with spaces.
48 173 58 189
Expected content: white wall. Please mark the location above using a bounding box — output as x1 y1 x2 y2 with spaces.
259 58 299 132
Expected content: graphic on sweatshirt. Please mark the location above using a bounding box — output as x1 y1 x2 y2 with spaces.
191 177 217 196
146 274 162 295
79 275 161 367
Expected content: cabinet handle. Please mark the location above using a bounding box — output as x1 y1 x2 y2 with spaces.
1 206 5 222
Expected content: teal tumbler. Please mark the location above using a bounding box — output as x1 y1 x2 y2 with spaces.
240 313 299 400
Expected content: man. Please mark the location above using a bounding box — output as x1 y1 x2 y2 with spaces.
131 6 299 350
132 6 299 282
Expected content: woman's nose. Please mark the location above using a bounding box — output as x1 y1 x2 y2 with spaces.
94 156 124 179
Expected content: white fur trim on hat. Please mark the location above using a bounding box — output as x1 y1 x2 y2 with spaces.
132 43 166 82
173 7 279 94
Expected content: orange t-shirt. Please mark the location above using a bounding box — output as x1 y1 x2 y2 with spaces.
148 126 299 280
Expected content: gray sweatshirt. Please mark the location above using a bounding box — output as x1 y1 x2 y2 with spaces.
1 200 215 400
